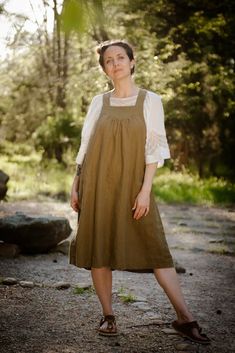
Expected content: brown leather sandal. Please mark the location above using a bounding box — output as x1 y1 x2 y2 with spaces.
98 315 118 336
172 320 211 345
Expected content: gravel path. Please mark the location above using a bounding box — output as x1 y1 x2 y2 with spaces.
0 200 234 353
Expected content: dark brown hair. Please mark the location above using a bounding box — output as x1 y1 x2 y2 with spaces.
96 40 135 75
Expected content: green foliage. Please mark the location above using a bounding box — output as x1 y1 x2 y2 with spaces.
153 170 235 205
33 110 81 163
0 145 74 201
0 0 234 181
122 0 235 179
61 0 88 33
61 0 105 34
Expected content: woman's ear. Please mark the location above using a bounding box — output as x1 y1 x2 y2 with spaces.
130 59 135 69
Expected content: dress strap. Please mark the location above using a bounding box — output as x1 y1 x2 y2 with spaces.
103 92 111 107
135 88 147 109
102 88 147 109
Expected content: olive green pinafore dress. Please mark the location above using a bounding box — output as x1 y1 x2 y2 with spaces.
69 88 174 271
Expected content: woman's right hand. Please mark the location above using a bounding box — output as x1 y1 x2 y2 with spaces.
70 189 79 212
70 175 80 212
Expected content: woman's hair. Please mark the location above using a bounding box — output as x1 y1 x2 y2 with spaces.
96 39 135 75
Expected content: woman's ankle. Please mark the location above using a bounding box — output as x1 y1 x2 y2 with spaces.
103 310 114 316
176 311 194 323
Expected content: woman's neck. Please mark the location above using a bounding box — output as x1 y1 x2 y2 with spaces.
111 80 139 98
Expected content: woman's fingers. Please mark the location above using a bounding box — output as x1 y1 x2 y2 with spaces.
144 207 149 216
133 205 148 220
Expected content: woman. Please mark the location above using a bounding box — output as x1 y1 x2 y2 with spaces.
69 39 210 344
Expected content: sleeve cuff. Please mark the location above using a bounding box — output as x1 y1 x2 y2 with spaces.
145 147 171 168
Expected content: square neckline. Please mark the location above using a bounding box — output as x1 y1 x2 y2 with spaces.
107 88 142 108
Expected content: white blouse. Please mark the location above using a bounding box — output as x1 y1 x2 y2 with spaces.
76 90 171 168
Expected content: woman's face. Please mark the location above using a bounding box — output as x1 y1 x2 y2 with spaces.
103 45 134 81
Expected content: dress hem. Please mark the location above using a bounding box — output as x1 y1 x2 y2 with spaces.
69 260 175 272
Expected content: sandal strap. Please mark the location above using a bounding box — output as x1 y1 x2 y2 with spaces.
179 320 200 330
100 315 116 328
172 320 210 342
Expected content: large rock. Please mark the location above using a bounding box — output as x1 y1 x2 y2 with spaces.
0 242 21 258
0 170 9 200
0 212 72 254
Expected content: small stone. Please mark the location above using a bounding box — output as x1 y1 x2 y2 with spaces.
133 296 148 302
209 239 223 243
174 260 186 274
112 289 119 294
178 222 188 226
53 281 70 289
2 277 18 285
151 319 165 325
51 240 70 255
161 328 180 335
35 282 43 287
77 283 92 290
19 281 35 288
175 342 197 351
216 309 222 314
145 312 164 322
131 302 151 311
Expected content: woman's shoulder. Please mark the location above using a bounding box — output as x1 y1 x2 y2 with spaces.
91 90 112 104
91 93 104 102
144 89 162 101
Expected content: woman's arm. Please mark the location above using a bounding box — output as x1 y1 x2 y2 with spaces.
70 164 82 212
132 162 158 220
141 162 158 192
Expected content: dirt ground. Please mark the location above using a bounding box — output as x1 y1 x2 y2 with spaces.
0 200 234 353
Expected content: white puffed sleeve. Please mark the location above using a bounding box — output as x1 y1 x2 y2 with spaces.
144 91 171 168
75 94 103 164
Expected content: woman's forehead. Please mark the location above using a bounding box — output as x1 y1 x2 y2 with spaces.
104 45 126 58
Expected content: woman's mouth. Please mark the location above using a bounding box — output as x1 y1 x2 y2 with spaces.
114 68 122 73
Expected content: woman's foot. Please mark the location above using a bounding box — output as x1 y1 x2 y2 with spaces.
172 319 211 344
98 315 118 336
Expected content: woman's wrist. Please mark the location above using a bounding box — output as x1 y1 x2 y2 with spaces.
140 185 152 194
72 175 79 192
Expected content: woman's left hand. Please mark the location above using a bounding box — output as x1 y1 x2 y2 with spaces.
132 189 150 220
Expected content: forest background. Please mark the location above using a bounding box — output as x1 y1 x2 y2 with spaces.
0 0 234 205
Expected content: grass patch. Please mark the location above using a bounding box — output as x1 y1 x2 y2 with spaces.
73 285 94 295
153 170 235 205
117 287 137 303
208 245 234 256
0 152 74 201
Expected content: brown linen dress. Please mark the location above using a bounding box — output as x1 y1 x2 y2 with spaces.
69 88 174 271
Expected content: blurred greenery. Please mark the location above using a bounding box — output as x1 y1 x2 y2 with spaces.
1 143 234 205
0 0 234 204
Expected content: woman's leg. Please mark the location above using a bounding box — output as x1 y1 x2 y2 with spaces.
154 267 193 322
91 267 113 316
154 267 207 340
